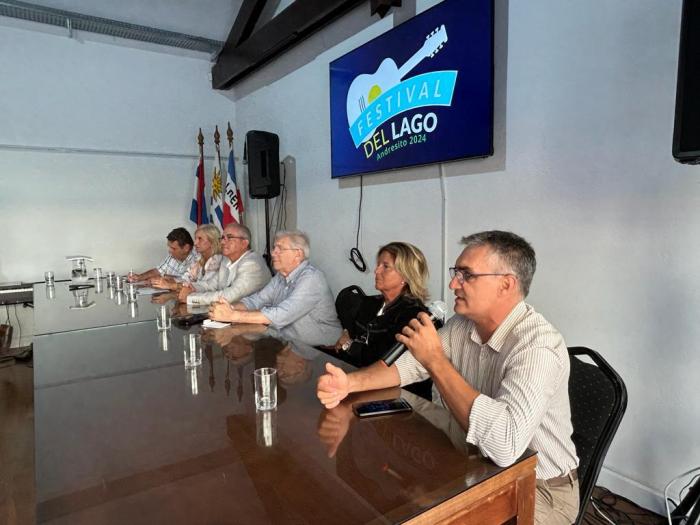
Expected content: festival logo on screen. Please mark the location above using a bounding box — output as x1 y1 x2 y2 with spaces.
345 25 457 162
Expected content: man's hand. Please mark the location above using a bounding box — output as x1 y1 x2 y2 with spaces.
209 298 237 322
151 276 176 290
317 403 353 458
396 312 445 369
317 363 350 409
178 284 194 303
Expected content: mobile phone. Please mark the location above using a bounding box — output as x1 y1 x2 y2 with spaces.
352 398 412 418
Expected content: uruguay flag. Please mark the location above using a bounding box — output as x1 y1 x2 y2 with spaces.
210 159 224 230
223 147 244 225
189 155 209 226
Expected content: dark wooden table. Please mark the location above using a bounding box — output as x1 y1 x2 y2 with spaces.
33 308 535 524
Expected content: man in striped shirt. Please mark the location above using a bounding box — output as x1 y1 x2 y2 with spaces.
317 231 580 524
130 227 197 282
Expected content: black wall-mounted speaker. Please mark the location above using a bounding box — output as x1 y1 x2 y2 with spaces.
673 0 700 164
245 130 280 199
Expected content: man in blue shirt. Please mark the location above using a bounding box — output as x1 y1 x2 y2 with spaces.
209 230 341 346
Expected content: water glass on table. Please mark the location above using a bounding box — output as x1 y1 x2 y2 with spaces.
183 333 202 368
254 368 277 411
44 271 55 286
156 305 171 330
126 282 137 302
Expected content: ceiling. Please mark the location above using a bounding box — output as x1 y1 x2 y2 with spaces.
0 0 296 54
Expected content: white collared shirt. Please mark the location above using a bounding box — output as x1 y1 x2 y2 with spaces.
395 302 579 480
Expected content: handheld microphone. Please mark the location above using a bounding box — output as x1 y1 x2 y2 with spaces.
381 300 448 366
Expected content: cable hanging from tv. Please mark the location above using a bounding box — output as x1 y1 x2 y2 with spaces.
349 175 367 273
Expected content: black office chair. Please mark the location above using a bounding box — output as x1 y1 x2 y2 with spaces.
568 346 628 525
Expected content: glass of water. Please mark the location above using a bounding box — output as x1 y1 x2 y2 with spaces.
254 368 277 411
183 333 202 368
44 271 55 286
157 305 171 330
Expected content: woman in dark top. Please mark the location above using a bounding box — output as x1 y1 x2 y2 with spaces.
334 242 430 368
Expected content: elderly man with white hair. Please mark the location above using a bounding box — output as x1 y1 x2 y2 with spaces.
209 230 341 346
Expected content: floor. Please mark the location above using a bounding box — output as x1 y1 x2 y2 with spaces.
0 358 666 525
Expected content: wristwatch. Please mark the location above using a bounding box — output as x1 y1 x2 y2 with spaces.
341 340 352 352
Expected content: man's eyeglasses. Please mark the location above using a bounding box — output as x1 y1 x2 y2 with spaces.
449 267 513 284
221 234 246 241
271 245 300 253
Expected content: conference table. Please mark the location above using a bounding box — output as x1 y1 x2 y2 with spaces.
33 281 536 524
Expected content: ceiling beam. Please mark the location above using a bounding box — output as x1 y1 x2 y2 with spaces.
223 0 267 49
212 0 366 90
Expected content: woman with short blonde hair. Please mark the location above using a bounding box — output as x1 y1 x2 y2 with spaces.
334 241 430 369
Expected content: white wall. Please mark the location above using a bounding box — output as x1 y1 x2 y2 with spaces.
0 20 234 346
231 0 700 513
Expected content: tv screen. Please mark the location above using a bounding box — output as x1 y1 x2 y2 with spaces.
673 0 700 164
329 0 494 179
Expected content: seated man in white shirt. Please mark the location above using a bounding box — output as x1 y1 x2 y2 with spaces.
130 227 197 282
209 230 342 346
180 223 270 305
316 231 580 525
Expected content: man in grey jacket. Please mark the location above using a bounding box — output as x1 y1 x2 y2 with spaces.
180 223 270 306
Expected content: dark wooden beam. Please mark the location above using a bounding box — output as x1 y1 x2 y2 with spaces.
212 0 366 90
224 0 267 49
370 0 402 19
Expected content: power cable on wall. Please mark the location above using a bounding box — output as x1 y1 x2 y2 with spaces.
349 175 367 272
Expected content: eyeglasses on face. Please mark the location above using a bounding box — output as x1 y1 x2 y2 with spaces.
221 234 246 241
448 267 513 284
271 244 300 253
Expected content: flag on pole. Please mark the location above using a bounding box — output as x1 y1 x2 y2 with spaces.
210 131 225 230
223 146 244 225
190 144 209 226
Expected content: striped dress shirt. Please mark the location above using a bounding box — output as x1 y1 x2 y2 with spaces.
157 251 198 279
395 301 579 480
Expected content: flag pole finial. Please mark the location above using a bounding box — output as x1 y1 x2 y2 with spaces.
227 122 233 148
214 125 220 146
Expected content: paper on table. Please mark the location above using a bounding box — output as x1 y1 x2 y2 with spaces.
136 287 163 295
202 319 230 329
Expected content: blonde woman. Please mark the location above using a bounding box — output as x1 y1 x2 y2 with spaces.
152 224 222 291
334 242 429 367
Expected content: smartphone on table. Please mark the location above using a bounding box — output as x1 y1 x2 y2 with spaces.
352 398 412 418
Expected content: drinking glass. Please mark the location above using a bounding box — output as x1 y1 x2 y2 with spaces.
44 271 55 286
126 282 137 302
183 333 202 368
254 368 277 411
157 305 171 330
94 267 103 280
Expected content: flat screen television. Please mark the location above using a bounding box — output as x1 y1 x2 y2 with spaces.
673 0 700 164
329 0 494 179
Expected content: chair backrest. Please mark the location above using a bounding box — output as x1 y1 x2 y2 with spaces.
335 285 366 330
568 346 627 525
